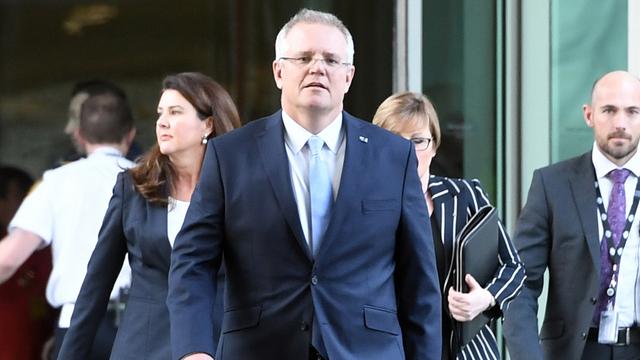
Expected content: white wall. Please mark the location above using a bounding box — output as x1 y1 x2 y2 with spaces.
630 0 640 77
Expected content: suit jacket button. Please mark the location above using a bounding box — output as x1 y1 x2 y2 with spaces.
591 297 597 304
300 321 309 331
581 332 587 339
311 275 318 285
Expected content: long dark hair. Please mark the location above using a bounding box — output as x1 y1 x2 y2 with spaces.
131 72 240 204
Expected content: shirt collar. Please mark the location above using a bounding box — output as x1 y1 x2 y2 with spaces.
89 146 125 158
591 141 640 179
282 110 344 154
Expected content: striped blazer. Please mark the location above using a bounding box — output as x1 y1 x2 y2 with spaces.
429 175 525 359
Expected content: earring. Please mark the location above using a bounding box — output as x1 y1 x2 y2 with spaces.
201 135 208 145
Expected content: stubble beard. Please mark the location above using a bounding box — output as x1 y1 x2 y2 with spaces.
600 137 640 161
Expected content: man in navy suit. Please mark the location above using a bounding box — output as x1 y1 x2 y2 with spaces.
167 8 441 360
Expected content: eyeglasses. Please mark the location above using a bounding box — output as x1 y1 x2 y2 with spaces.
410 137 432 151
279 56 351 69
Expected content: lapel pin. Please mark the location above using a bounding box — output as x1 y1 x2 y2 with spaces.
358 136 368 143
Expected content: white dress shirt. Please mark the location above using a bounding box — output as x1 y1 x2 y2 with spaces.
282 111 345 247
9 146 133 327
592 143 640 327
167 197 190 248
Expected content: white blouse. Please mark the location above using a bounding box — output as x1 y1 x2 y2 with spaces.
167 197 190 248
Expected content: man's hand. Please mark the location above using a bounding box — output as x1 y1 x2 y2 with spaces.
41 336 54 360
448 274 495 322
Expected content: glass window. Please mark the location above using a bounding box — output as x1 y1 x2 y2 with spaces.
0 1 392 177
422 0 498 199
550 0 627 162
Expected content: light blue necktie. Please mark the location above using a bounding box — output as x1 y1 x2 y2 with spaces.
308 135 331 358
307 135 333 256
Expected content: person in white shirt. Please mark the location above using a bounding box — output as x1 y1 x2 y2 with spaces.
0 87 136 360
58 72 240 360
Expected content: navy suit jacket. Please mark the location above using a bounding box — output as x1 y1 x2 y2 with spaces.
167 111 442 360
58 171 223 360
503 152 600 359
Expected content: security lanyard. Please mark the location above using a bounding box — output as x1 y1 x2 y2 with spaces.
594 177 640 295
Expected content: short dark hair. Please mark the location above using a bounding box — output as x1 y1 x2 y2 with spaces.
72 79 128 100
0 166 34 199
79 92 134 144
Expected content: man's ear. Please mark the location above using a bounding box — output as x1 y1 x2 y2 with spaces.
124 128 137 146
273 60 283 90
343 66 355 94
583 104 594 128
73 128 87 147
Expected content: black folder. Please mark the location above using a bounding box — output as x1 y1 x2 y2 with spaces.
452 204 499 346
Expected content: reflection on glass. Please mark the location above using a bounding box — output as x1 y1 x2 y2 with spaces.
0 1 392 177
422 0 497 199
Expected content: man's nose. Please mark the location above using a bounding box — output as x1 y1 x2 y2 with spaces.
612 112 629 129
308 58 328 73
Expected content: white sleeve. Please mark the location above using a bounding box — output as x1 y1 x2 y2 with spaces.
8 178 54 246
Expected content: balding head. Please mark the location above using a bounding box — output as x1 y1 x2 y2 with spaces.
584 70 640 166
590 71 640 104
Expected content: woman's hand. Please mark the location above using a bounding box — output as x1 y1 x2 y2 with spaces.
448 274 495 322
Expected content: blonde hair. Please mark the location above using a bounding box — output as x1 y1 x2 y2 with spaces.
372 91 441 150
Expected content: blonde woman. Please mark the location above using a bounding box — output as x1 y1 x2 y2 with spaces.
373 92 525 359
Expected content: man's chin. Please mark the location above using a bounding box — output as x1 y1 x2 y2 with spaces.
604 145 637 161
299 100 331 113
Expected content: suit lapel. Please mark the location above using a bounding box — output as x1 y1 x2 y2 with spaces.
145 201 172 269
568 153 600 269
429 176 458 290
315 113 367 259
255 112 311 261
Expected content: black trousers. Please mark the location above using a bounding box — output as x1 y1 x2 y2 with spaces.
52 310 118 360
582 341 640 360
309 346 327 360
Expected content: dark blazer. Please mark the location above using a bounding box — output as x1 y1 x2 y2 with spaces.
58 171 223 360
503 152 600 359
429 176 525 359
167 111 442 360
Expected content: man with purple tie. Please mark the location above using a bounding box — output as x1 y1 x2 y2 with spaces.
167 8 441 360
504 71 640 359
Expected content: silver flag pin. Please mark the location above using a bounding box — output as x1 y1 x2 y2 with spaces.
358 136 368 143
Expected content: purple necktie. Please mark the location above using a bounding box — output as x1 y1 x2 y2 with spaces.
594 168 631 323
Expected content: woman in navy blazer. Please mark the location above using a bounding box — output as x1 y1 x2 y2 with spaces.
373 92 526 359
58 72 240 359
